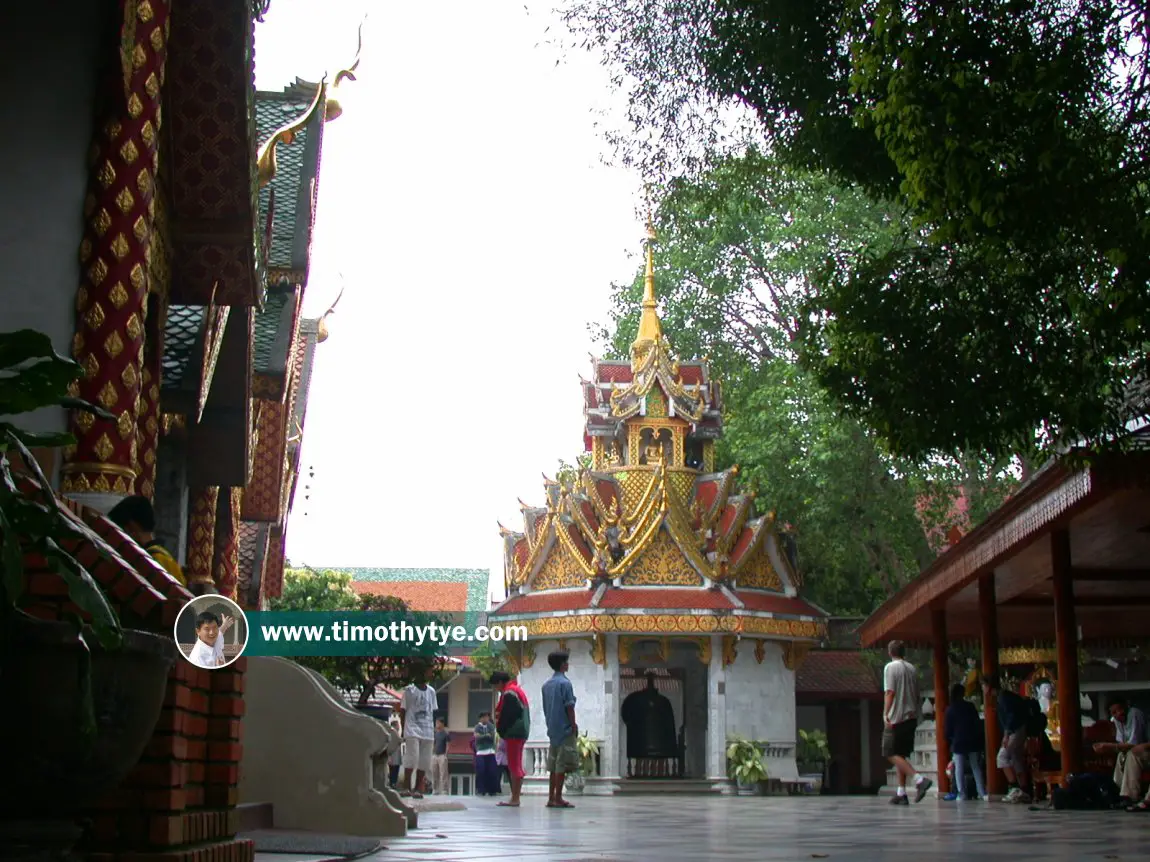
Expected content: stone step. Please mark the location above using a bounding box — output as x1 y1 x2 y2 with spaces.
615 779 722 794
237 801 274 832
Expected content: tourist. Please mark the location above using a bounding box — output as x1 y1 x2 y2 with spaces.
882 640 932 804
943 682 987 801
387 714 403 788
490 670 530 807
1094 698 1148 804
1125 742 1150 812
541 651 580 809
107 494 186 586
982 673 1032 803
398 668 437 799
431 717 450 795
474 711 500 796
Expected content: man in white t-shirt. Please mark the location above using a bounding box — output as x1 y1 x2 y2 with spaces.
398 669 437 798
883 639 932 805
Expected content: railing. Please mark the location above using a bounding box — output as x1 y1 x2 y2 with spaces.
524 740 603 779
627 725 686 778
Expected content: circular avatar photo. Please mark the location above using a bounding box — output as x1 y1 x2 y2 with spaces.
174 594 249 669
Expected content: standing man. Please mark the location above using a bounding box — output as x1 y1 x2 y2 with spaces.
398 667 437 799
431 717 451 795
883 640 932 804
982 673 1032 803
1094 698 1148 804
490 670 530 807
541 651 580 809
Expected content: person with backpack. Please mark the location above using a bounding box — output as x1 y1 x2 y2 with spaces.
983 673 1032 803
490 671 530 807
943 683 987 801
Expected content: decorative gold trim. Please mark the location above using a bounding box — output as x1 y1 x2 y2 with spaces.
754 640 766 664
721 635 738 667
60 461 138 480
999 646 1058 666
590 633 606 666
618 636 633 665
782 642 810 671
257 82 327 189
684 635 711 666
507 612 824 640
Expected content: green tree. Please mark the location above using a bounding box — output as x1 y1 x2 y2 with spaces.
563 0 1150 460
271 567 445 706
599 153 1018 611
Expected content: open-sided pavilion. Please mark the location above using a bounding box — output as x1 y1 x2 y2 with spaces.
858 447 1150 794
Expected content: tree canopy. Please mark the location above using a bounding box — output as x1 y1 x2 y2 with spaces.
564 0 1150 460
271 567 446 705
601 151 1017 612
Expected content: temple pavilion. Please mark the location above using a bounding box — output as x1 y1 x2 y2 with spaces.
490 227 827 793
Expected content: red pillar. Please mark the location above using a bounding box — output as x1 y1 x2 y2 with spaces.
931 607 951 793
1051 529 1082 780
979 574 1004 795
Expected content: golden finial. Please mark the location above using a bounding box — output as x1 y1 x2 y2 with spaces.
325 15 365 122
316 276 344 343
257 79 327 189
633 198 663 351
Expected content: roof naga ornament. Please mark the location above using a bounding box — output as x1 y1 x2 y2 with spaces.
256 79 327 189
325 14 365 122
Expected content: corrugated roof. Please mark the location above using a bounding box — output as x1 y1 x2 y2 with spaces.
161 305 204 389
252 288 293 374
256 91 311 269
736 592 822 616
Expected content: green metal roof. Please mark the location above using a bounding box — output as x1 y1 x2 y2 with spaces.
252 288 293 374
161 305 205 389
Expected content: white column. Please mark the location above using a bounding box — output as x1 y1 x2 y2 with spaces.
588 634 622 794
707 633 730 791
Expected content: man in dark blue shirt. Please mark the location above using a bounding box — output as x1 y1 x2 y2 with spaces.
983 673 1032 803
541 651 580 809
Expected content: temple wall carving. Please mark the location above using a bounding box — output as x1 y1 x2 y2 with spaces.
623 528 703 586
531 544 585 591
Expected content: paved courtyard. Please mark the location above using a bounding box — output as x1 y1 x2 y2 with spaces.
373 795 1150 862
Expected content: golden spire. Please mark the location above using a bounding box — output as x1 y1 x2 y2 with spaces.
325 15 365 122
633 211 663 350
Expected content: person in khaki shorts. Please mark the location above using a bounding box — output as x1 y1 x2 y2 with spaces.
541 650 580 809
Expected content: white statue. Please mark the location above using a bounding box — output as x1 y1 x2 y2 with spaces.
1036 681 1055 716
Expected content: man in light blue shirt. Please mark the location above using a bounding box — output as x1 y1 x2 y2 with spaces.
541 650 580 808
1094 698 1148 802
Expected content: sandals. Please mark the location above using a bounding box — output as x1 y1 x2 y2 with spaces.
497 801 520 807
547 800 575 808
1127 800 1150 812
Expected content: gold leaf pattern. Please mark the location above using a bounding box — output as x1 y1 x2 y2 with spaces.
132 43 147 70
120 138 139 165
127 93 143 119
105 120 123 141
145 73 159 100
76 287 89 312
94 209 112 237
138 0 153 22
150 26 163 52
133 215 147 242
79 239 93 263
130 263 146 292
146 415 159 435
126 313 143 341
82 353 99 381
144 447 156 466
532 544 585 591
72 333 84 359
104 330 125 358
97 381 119 411
624 527 703 586
85 302 106 331
93 432 115 462
89 258 108 286
115 186 135 214
117 410 135 441
136 168 151 197
120 363 138 389
97 160 116 189
111 233 130 260
109 282 129 309
739 546 783 591
141 120 155 146
75 411 95 433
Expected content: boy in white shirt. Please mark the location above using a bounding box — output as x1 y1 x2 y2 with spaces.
187 611 228 668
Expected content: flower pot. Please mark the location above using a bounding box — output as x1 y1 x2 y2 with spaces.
0 614 178 815
565 772 586 794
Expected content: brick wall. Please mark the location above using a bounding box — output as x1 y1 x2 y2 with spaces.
17 479 252 862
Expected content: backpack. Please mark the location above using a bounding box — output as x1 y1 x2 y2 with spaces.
1023 698 1047 737
1051 773 1120 810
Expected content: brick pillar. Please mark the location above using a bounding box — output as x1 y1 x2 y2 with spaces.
186 486 219 590
212 487 242 599
62 0 172 506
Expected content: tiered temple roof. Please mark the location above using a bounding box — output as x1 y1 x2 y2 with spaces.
492 227 825 642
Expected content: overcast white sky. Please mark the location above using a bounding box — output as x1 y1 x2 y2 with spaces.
254 1 646 600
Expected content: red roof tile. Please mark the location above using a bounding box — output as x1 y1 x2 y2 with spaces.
597 588 734 609
736 591 822 616
351 581 469 612
796 650 882 697
495 591 594 614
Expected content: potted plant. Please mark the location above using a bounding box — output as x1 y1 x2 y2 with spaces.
796 729 831 793
565 731 600 793
726 735 769 795
0 330 178 825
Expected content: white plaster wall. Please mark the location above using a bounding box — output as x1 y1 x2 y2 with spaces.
519 639 606 743
724 640 795 745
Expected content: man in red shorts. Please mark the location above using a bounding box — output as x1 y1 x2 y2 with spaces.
490 671 530 807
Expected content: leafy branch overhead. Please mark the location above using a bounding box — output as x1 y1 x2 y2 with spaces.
564 0 1150 459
